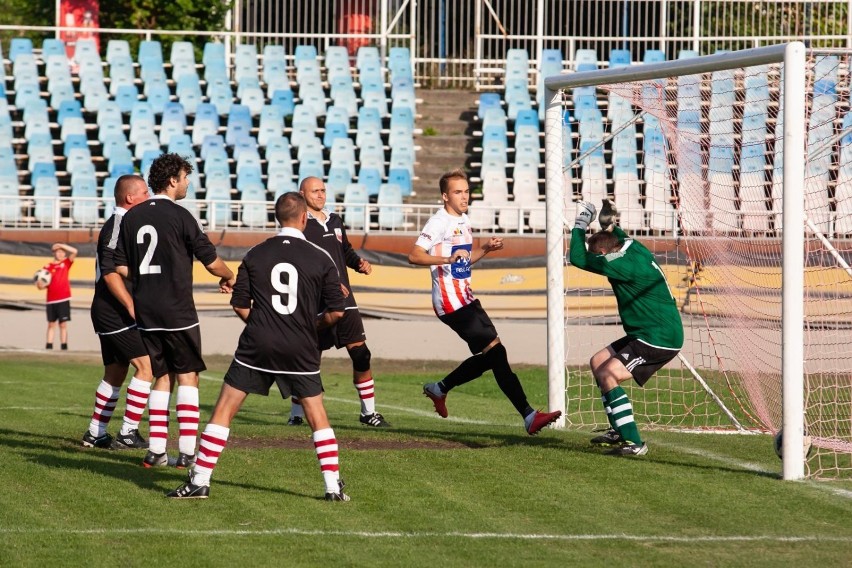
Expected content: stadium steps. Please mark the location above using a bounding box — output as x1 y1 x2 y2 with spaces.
412 89 479 202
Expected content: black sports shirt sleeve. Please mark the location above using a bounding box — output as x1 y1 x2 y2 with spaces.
230 260 252 310
338 222 362 271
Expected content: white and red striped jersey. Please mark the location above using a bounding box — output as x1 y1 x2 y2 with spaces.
414 208 475 316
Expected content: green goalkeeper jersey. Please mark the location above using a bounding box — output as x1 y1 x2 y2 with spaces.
569 226 683 349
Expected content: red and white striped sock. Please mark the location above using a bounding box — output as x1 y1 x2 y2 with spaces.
354 376 376 416
176 385 200 456
119 376 152 436
192 423 229 486
88 380 120 437
313 427 341 493
147 390 171 455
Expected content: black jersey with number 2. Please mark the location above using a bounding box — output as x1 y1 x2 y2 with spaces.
231 227 346 374
114 195 219 331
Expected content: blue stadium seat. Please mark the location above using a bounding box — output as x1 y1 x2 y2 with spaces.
323 122 349 149
387 167 412 197
225 105 253 146
295 45 318 65
240 182 269 228
298 77 327 117
330 76 358 117
106 39 131 65
378 183 404 229
71 176 99 224
343 183 368 229
170 41 195 65
193 103 221 146
297 157 324 183
356 46 380 70
33 177 60 224
326 166 352 199
234 43 259 84
57 99 83 125
9 38 33 63
609 49 632 68
134 134 161 160
258 105 285 147
270 89 295 118
42 38 66 58
505 48 530 82
115 85 140 114
204 178 232 227
478 93 502 120
232 136 259 162
358 167 382 197
167 134 195 158
203 42 226 66
291 105 318 148
330 137 356 178
643 49 666 64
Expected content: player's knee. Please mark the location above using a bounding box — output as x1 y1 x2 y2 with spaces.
348 343 371 373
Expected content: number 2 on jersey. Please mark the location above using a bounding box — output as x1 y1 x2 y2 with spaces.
271 262 299 315
137 225 161 275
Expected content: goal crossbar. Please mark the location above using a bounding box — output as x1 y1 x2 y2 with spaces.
542 42 807 480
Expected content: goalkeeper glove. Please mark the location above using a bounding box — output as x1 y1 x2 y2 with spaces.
574 200 597 230
598 198 619 231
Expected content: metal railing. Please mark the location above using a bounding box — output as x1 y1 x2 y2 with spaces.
3 1 849 88
0 195 551 236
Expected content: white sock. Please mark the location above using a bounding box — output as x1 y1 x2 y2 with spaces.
89 380 120 437
120 376 152 435
354 377 376 415
312 427 341 493
147 390 171 455
176 385 200 456
193 423 230 486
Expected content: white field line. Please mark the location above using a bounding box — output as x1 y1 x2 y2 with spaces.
656 440 852 500
0 527 851 543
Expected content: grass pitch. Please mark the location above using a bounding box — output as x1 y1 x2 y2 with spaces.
1 353 851 567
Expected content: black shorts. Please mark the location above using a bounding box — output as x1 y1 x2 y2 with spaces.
224 359 324 400
318 308 367 350
46 301 71 323
98 327 148 367
438 299 499 355
141 326 206 378
609 336 680 386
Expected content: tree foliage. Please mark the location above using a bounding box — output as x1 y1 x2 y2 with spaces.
1 0 231 56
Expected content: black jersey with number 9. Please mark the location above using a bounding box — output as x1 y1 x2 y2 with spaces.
230 229 345 374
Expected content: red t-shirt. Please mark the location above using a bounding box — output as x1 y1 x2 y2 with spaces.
44 258 73 303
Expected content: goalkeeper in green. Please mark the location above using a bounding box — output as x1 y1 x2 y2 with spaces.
568 200 683 456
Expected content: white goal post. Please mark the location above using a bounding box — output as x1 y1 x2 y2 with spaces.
542 43 808 480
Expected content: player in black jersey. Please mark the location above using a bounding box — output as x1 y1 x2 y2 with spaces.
285 177 390 428
82 175 154 450
168 192 351 501
114 153 235 469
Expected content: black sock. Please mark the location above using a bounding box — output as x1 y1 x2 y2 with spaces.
484 343 533 417
45 343 53 350
60 343 68 351
439 353 490 392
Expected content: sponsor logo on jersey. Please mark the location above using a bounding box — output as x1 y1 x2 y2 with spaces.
334 228 343 243
420 232 432 240
450 244 472 279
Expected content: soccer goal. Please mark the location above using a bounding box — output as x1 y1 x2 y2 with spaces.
543 42 852 480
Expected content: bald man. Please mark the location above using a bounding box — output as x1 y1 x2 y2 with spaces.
83 175 155 450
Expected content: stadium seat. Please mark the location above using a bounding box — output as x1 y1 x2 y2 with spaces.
358 167 382 197
343 183 368 229
387 167 413 197
329 137 356 177
609 49 632 68
71 176 99 225
33 177 60 223
9 37 33 63
240 182 269 228
326 167 352 199
377 183 404 229
269 89 295 119
204 178 232 227
42 38 66 58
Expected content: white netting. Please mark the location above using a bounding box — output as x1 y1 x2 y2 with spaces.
557 50 852 479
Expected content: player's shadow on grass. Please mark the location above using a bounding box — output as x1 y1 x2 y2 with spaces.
0 428 319 499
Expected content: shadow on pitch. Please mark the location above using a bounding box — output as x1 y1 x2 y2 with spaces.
0 427 318 499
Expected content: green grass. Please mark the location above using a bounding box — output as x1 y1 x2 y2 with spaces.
2 353 852 567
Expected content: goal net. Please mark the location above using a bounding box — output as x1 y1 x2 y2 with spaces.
543 44 852 480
